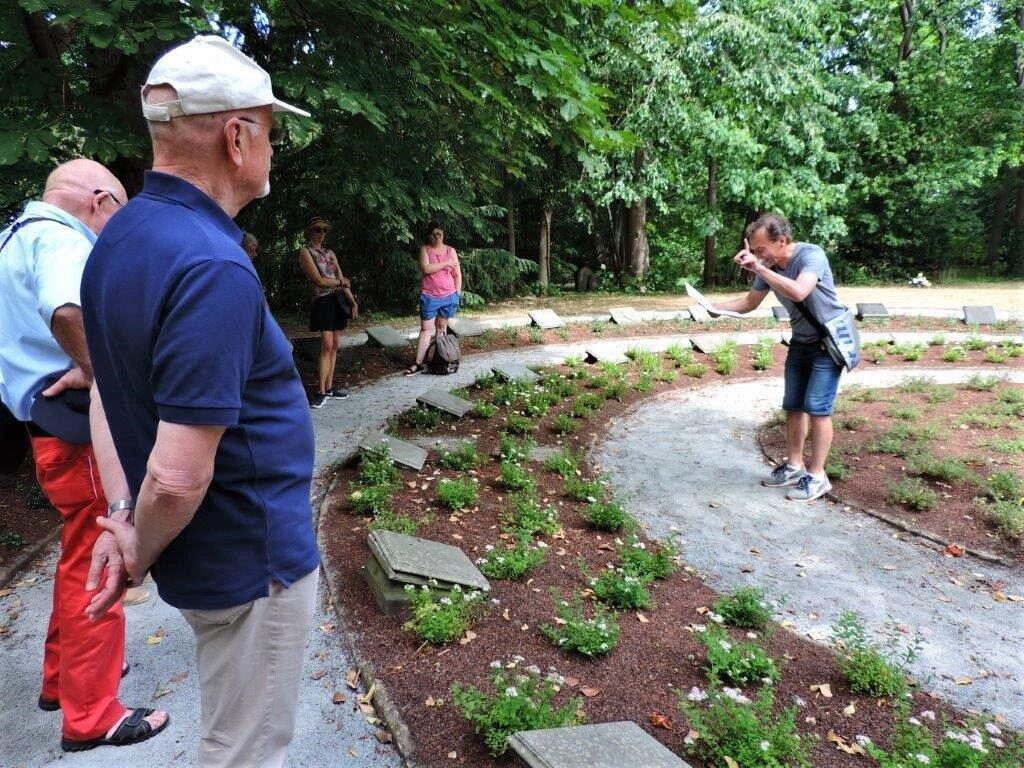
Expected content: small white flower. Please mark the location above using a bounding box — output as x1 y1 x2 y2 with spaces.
855 735 871 747
908 717 921 726
404 584 415 592
914 754 930 764
794 696 807 707
505 686 518 698
536 541 548 549
452 584 462 592
719 641 733 652
708 612 724 624
439 597 452 606
991 737 1005 748
919 710 935 721
526 665 541 675
746 632 758 639
489 660 502 669
760 740 770 751
686 686 707 702
985 722 1002 736
484 544 494 551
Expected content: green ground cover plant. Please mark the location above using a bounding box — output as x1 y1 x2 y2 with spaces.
964 335 988 351
625 348 661 373
825 457 854 481
403 582 487 645
683 362 709 378
847 386 887 403
437 478 479 510
831 611 922 698
887 405 923 421
564 476 603 502
581 499 633 531
928 333 946 346
367 509 421 534
619 534 677 580
603 379 628 400
542 448 582 479
589 567 652 609
897 376 937 394
551 413 576 435
679 685 814 768
498 433 532 463
888 476 939 511
962 374 1004 391
527 327 544 344
666 343 694 367
751 336 775 370
471 400 497 418
452 662 583 757
906 451 974 483
985 345 1009 364
698 625 779 686
504 412 536 435
942 345 968 362
632 372 654 392
477 537 548 580
541 590 620 657
712 340 739 375
404 404 442 430
926 384 957 403
499 461 535 492
654 367 679 383
892 342 926 361
712 586 773 630
501 491 559 536
439 441 482 471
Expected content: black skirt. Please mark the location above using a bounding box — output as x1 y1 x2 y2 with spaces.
309 293 350 332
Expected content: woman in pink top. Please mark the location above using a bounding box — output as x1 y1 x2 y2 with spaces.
405 221 462 375
299 215 358 408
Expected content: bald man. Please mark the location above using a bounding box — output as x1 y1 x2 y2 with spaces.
0 159 169 751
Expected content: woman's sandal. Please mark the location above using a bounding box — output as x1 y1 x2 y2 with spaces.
60 707 169 752
39 663 130 712
404 363 425 376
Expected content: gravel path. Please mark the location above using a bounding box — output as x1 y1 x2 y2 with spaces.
592 368 1024 727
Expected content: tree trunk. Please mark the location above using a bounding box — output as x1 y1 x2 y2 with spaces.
538 207 552 289
899 0 915 62
504 179 516 257
626 148 649 279
1012 167 1024 274
986 167 1013 272
703 155 718 288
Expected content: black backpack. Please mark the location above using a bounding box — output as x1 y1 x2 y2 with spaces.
427 330 460 375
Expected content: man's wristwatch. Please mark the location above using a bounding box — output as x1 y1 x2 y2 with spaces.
107 498 135 525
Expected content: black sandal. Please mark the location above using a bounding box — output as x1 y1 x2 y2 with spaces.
61 707 169 752
404 363 425 376
39 662 130 712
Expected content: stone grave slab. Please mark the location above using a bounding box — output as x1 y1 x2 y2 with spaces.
608 307 642 325
358 432 427 471
963 305 997 325
772 305 791 322
583 348 628 365
687 304 712 323
508 721 691 768
365 325 408 349
689 334 729 354
365 554 415 617
417 388 472 418
447 317 486 337
856 302 889 320
492 363 541 383
368 530 489 591
529 309 565 330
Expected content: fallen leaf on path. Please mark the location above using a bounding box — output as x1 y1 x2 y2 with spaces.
580 687 601 698
169 672 188 683
459 630 477 645
447 751 457 759
945 544 966 557
649 712 673 730
374 730 393 744
637 613 650 624
843 702 856 716
332 691 347 704
828 730 866 755
0 589 12 598
502 608 510 621
153 688 172 699
724 757 739 768
346 668 360 689
563 676 580 688
319 622 334 633
146 634 164 645
810 683 832 698
310 669 327 681
955 677 973 685
348 747 358 757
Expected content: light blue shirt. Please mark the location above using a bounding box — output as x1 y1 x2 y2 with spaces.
0 201 95 421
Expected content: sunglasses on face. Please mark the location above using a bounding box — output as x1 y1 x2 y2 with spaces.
238 116 285 146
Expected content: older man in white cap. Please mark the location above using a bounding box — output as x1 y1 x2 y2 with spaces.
80 36 320 768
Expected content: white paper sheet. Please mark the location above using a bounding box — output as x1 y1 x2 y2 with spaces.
684 282 747 318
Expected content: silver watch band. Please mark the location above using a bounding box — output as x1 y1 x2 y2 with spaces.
107 499 134 517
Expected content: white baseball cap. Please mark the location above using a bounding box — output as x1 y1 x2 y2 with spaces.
142 35 310 121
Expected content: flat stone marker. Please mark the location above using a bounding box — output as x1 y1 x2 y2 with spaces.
447 317 486 337
365 325 408 349
690 334 728 354
529 308 565 329
856 302 889 320
583 348 628 365
892 332 924 347
508 721 691 768
492 363 541 383
688 304 712 323
963 305 997 325
772 305 791 322
358 432 427 471
368 530 489 591
416 388 472 417
608 306 642 325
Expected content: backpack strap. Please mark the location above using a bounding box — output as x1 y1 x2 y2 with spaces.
0 216 73 255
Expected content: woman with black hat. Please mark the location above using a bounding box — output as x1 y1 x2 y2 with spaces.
298 216 357 408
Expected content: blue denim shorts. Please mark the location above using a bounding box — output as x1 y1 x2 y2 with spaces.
782 341 843 416
419 292 459 320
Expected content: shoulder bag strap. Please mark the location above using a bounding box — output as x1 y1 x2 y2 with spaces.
0 216 72 255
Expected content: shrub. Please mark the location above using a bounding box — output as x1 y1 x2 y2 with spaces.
590 567 652 609
712 340 739 375
906 452 973 483
927 384 957 403
964 334 988 351
751 337 775 371
504 412 537 435
831 611 922 698
619 534 678 580
541 590 620 657
897 376 936 394
551 414 576 435
349 484 394 515
990 437 1024 454
591 319 606 333
633 372 654 392
502 491 560 536
666 343 694 367
942 345 967 362
888 476 939 511
625 348 661 373
564 476 603 502
838 414 868 431
962 374 1004 392
404 405 442 430
603 379 628 400
985 471 1023 502
452 661 583 756
358 443 399 488
572 392 604 415
403 582 487 645
887 405 922 421
471 400 497 418
683 362 708 378
826 456 854 481
499 461 535 492
984 345 1008 363
527 327 544 344
847 386 885 402
654 367 679 383
997 387 1024 404
543 375 578 399
477 537 548 580
679 685 815 768
499 433 533 463
543 448 582 479
699 625 779 686
439 441 482 471
862 703 1024 768
437 478 479 510
712 586 773 630
893 342 926 361
582 499 632 531
987 499 1024 539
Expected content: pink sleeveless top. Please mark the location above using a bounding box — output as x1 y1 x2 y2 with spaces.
308 245 338 298
421 246 456 298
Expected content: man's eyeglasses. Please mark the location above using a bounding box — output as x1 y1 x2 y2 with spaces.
311 226 329 234
94 189 124 208
238 117 285 146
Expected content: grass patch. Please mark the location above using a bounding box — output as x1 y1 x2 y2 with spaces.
961 373 1004 392
582 499 633 531
477 537 547 580
846 385 886 403
541 590 620 657
896 376 937 394
712 340 739 375
404 404 442 430
906 451 973 483
439 440 482 471
886 404 922 421
751 336 775 371
712 586 773 630
542 447 583 479
666 343 694 367
437 478 479 510
888 476 939 511
619 534 678 580
551 413 576 435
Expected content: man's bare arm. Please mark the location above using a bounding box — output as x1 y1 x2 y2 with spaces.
50 304 92 380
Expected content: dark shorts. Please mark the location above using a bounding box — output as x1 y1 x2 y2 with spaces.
782 341 843 416
309 293 350 332
419 292 459 321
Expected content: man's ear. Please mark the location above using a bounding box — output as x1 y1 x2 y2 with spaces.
224 119 245 167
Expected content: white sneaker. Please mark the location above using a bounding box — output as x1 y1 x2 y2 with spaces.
761 463 807 487
786 474 832 501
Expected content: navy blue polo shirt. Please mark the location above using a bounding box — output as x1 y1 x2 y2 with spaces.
81 171 320 610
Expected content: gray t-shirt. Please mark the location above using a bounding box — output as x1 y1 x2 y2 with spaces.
752 242 846 344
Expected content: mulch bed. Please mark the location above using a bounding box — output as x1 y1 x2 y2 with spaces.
760 377 1024 567
319 348 1013 768
0 457 59 577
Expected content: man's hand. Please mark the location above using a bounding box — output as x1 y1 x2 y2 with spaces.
42 367 90 397
85 517 145 621
733 238 762 273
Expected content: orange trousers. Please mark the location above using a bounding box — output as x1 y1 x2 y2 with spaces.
32 436 126 740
